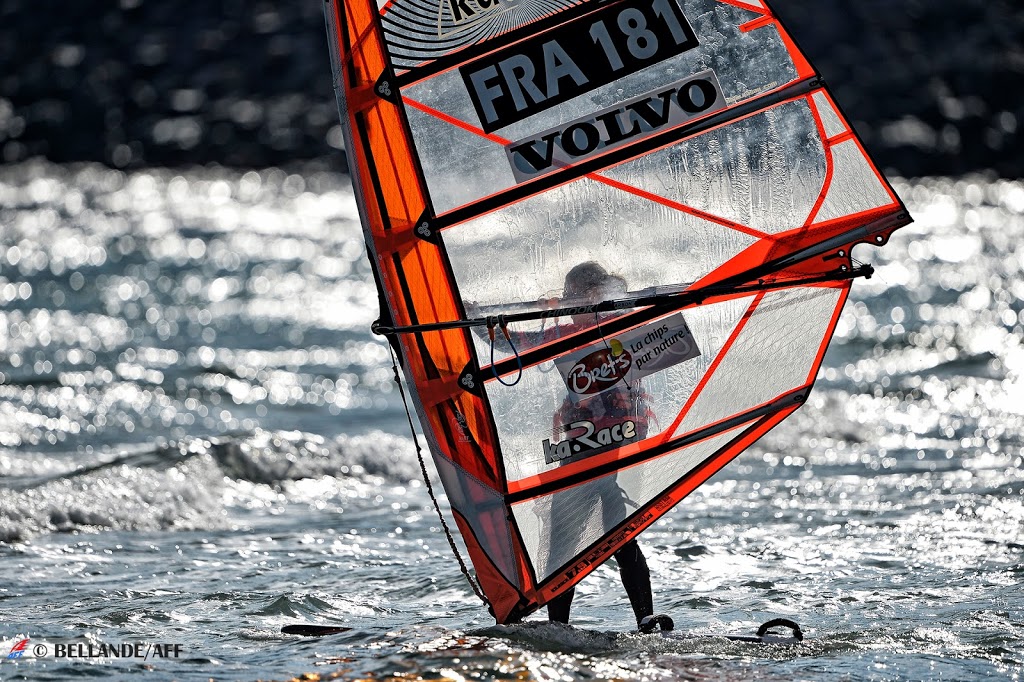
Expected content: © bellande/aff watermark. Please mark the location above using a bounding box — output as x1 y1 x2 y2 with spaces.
5 636 184 662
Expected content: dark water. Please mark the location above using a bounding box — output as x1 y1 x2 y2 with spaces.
1 161 1022 680
3 1 1022 177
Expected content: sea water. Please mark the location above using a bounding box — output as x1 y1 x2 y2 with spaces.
0 161 1021 680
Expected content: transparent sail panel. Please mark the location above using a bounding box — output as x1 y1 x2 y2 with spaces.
512 423 749 581
443 176 758 311
482 297 753 481
811 91 846 139
405 103 511 213
672 285 842 437
402 0 799 213
814 141 896 223
602 98 827 234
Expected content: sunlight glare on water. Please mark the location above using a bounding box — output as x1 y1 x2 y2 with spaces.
0 162 1022 680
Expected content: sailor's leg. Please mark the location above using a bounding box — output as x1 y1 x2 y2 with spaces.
545 477 575 623
613 539 653 626
546 586 575 623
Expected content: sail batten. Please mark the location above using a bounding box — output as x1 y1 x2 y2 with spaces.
325 0 911 623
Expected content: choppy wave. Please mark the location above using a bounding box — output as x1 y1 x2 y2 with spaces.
0 429 420 542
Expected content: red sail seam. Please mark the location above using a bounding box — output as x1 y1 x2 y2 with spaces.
403 96 510 145
714 0 768 15
657 291 765 444
588 175 773 241
815 87 900 204
740 16 775 32
804 93 836 227
827 131 856 146
401 95 768 240
805 283 851 385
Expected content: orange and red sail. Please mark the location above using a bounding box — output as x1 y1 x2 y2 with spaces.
324 0 911 623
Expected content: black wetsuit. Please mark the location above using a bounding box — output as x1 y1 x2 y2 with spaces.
547 539 653 626
545 394 654 627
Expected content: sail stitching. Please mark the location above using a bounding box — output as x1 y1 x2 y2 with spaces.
804 284 851 385
802 107 900 227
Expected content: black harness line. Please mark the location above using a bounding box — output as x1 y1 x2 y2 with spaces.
386 345 492 611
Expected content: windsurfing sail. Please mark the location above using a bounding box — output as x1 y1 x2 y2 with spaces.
323 0 911 623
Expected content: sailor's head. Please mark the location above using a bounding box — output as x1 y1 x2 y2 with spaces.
563 262 625 300
563 262 626 323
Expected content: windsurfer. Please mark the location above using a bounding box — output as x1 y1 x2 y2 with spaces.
543 263 656 629
470 262 669 631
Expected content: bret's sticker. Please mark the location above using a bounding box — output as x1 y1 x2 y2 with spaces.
555 313 700 396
